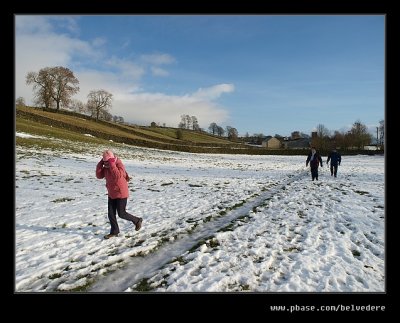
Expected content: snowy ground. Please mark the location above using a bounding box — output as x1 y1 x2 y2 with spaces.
15 133 385 292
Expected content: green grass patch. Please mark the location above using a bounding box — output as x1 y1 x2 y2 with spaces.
52 197 75 203
169 256 187 265
240 284 250 291
204 215 212 222
161 182 174 186
217 222 236 232
188 236 214 253
354 190 369 196
134 239 146 247
17 117 108 146
187 222 199 234
283 246 301 252
134 278 154 292
208 238 220 248
232 200 246 209
68 279 94 292
49 273 62 279
297 210 306 218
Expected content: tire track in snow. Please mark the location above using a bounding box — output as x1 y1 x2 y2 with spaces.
89 170 309 292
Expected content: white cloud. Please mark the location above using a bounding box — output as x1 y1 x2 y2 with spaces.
15 16 232 128
141 53 175 65
92 37 107 47
192 84 235 100
106 56 145 81
151 67 169 77
73 69 143 102
15 15 100 104
15 16 53 34
110 91 230 128
121 39 131 49
58 17 80 34
15 31 98 105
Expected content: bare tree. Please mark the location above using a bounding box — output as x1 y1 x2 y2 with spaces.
332 130 345 149
101 110 113 121
87 90 113 121
185 115 192 130
26 66 79 111
26 70 54 110
316 124 330 138
226 126 238 141
208 122 218 135
191 116 200 131
313 124 331 151
178 114 199 130
15 97 25 107
178 114 187 129
350 120 372 149
70 99 86 113
216 126 225 137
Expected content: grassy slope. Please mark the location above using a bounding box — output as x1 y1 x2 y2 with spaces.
16 107 374 156
16 106 242 153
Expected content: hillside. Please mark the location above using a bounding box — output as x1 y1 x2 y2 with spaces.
16 106 248 154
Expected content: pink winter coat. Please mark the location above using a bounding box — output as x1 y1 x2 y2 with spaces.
96 157 129 199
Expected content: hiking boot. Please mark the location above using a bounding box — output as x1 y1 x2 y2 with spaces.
135 218 143 231
104 233 118 239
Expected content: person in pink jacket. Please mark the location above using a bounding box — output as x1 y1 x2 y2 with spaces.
96 149 143 239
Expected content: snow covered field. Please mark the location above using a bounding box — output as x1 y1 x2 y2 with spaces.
15 133 385 292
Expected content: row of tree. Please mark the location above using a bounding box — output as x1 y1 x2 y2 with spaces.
178 114 200 131
24 66 115 121
313 120 384 150
179 114 382 148
207 123 239 140
176 117 240 141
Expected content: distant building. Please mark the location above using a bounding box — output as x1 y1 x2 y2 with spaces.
262 137 281 149
291 131 301 139
283 137 311 149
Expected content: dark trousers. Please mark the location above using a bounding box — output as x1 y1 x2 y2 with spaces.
310 167 319 181
330 164 338 177
108 197 140 234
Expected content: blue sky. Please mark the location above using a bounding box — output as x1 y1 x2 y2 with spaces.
15 15 384 136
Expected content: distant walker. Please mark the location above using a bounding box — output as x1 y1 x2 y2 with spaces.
306 147 323 181
327 148 342 178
